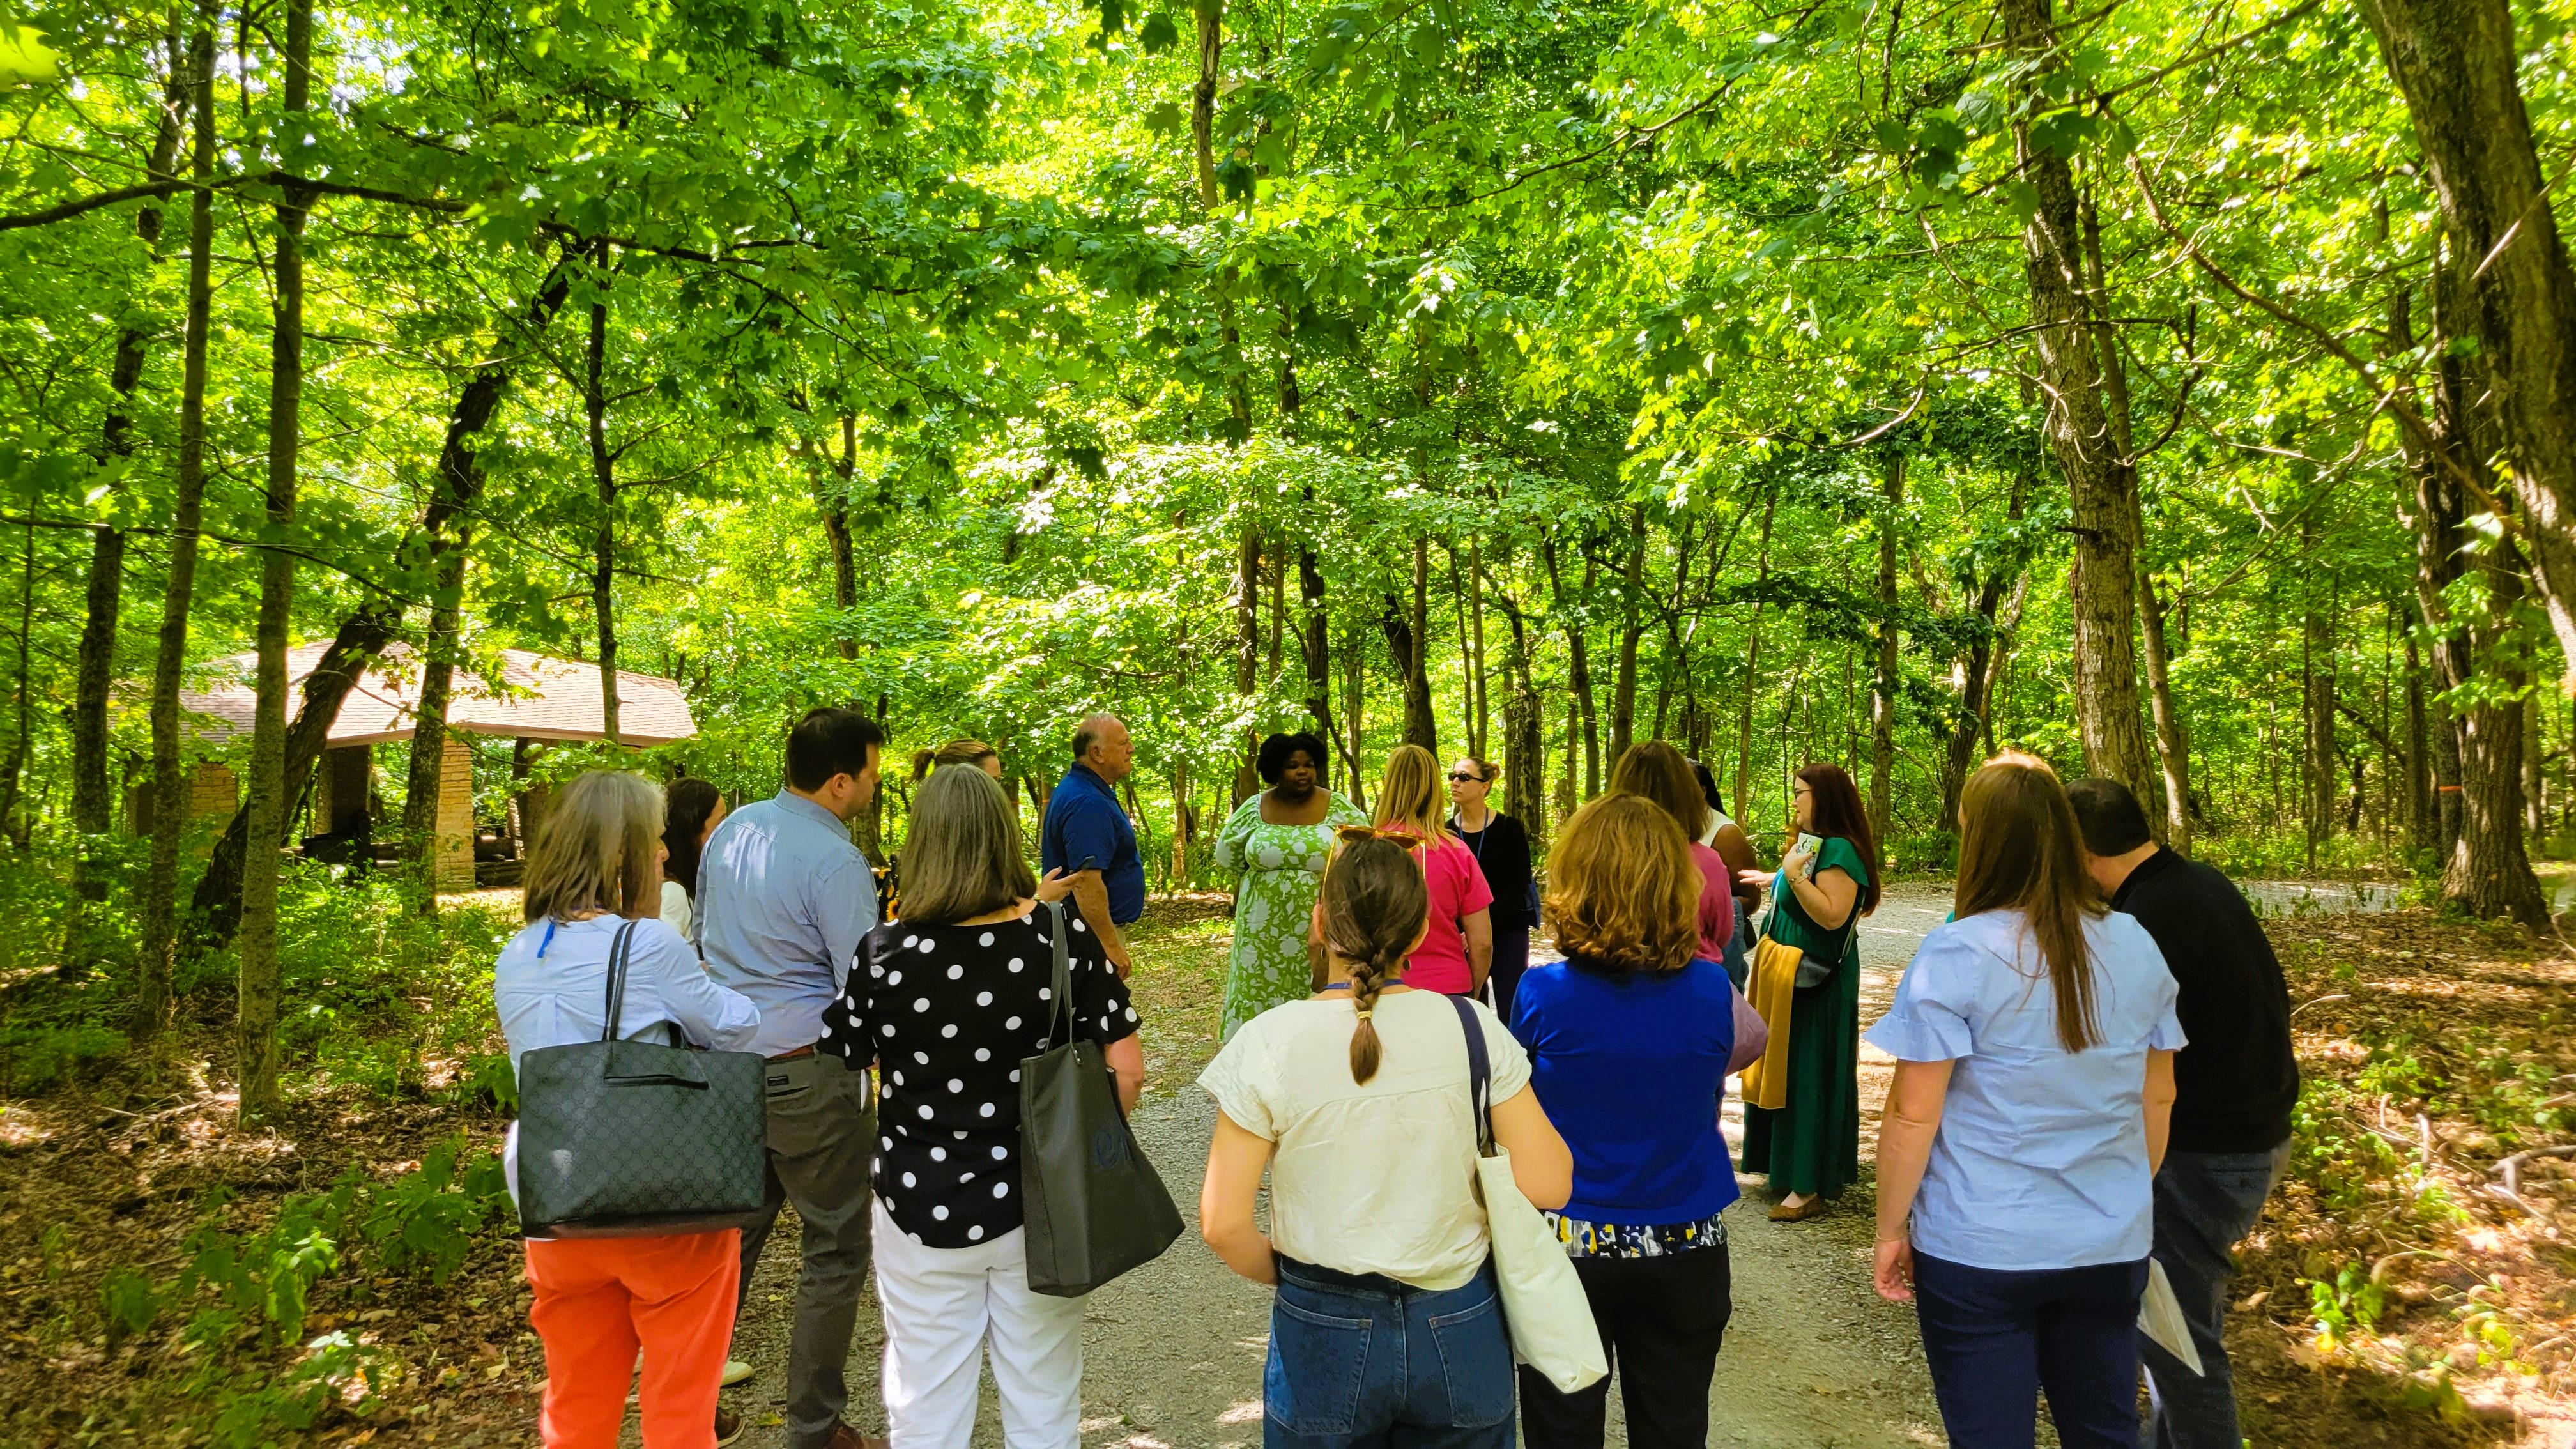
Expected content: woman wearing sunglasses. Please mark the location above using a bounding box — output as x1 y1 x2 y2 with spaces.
1446 757 1535 1023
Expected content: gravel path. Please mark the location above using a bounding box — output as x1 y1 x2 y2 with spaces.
725 884 1965 1448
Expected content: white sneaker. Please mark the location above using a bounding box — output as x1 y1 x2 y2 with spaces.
720 1360 755 1388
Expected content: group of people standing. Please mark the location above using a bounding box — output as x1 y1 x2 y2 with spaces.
492 700 2298 1449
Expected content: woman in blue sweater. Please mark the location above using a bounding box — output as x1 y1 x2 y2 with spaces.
1509 793 1740 1449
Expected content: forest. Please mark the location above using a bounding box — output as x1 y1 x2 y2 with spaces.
5 0 2576 1441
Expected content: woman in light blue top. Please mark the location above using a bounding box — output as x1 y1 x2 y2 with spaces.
493 770 761 1449
1866 753 2181 1449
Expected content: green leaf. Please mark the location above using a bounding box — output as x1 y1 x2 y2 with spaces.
1138 11 1179 52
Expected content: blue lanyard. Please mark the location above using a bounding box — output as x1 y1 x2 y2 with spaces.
537 919 558 958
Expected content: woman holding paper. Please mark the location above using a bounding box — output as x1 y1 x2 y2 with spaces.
1865 753 2182 1449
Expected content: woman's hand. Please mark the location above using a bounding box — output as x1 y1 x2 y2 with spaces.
1034 867 1077 904
1734 867 1771 889
1873 1238 1916 1303
1781 841 1816 880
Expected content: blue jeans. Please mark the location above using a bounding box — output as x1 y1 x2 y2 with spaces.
2143 1142 2291 1449
1914 1252 2150 1449
1266 1257 1517 1449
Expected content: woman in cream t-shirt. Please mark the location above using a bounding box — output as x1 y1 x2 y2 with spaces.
1200 828 1572 1449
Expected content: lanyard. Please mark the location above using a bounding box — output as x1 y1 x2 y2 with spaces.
537 919 558 958
1449 813 1490 863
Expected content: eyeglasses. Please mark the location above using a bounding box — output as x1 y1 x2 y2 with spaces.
1446 772 1483 783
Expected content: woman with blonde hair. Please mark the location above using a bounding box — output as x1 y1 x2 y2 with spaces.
1511 795 1744 1449
1199 827 1572 1448
910 738 1001 781
1867 754 2182 1448
823 765 1133 1448
493 771 762 1449
1373 744 1493 995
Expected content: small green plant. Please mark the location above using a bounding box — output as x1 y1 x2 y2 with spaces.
1 1023 128 1092
100 1267 161 1347
2309 1263 2389 1350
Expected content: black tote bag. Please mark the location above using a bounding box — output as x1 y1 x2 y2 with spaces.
516 921 769 1239
1018 901 1184 1296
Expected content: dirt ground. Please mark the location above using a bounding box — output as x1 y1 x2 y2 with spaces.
720 886 1961 1449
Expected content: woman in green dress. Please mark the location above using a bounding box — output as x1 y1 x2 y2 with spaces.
1735 762 1881 1221
1215 731 1368 1038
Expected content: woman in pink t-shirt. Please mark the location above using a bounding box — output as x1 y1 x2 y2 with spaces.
1372 745 1493 994
1609 742 1736 960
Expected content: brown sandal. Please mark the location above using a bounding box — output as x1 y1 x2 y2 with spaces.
1768 1196 1828 1222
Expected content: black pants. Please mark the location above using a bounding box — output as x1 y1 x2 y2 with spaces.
1517 1241 1733 1449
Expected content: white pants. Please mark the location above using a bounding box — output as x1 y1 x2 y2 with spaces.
873 1201 1085 1449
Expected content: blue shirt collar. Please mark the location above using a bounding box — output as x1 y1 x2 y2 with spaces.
775 788 847 831
1069 763 1113 793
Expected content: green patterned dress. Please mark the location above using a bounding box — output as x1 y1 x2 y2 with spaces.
1215 790 1368 1039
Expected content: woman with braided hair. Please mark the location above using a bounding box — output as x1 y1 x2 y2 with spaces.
1199 827 1573 1449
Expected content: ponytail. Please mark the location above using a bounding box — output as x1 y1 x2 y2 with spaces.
912 737 1000 784
1319 829 1431 1085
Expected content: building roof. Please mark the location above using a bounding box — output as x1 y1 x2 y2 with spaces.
180 643 697 747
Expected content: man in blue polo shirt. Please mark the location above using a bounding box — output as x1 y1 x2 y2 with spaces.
1041 712 1143 976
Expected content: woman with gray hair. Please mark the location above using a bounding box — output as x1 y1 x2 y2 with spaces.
493 770 762 1449
824 765 1143 1448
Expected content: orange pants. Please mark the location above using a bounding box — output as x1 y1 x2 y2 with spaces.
524 1229 741 1449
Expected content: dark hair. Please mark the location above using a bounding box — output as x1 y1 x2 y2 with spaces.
663 777 724 896
1257 732 1331 786
1544 795 1700 980
1609 740 1708 843
1795 763 1882 916
2066 777 2154 857
1319 828 1430 1085
1691 759 1723 816
1957 756 2103 1053
785 707 885 792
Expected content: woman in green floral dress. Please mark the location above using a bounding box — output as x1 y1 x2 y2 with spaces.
1215 732 1368 1038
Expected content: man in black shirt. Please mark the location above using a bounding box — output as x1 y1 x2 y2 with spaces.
2067 778 2300 1449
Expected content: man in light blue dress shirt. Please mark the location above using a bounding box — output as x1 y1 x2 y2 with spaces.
700 707 885 1449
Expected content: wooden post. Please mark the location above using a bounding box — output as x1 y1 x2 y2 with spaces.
436 733 475 893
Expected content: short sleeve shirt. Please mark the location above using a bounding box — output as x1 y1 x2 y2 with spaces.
824 902 1138 1248
1765 834 1867 962
1402 834 1496 995
1041 765 1146 924
1864 908 2187 1271
1199 989 1530 1290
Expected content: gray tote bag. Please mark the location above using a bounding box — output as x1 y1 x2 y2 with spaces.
516 921 769 1239
1018 901 1183 1296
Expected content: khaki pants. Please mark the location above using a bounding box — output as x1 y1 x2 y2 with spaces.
733 1052 877 1449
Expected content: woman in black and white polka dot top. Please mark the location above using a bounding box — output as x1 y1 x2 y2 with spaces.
821 763 1142 1448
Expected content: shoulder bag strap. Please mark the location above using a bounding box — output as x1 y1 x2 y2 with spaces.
1041 900 1076 1047
601 920 640 1041
1446 993 1495 1158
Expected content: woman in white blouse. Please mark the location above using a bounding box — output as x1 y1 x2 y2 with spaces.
1199 827 1572 1449
657 777 728 944
494 770 761 1449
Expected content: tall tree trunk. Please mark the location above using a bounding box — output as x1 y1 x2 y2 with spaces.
134 15 218 1037
1733 493 1777 824
2405 629 2435 857
822 415 860 661
236 0 312 1121
1496 585 1544 841
0 518 31 844
2360 0 2576 689
588 249 622 745
1869 455 1903 841
2449 554 2548 926
2137 567 2191 848
1544 533 1601 797
67 36 188 971
1998 0 2156 805
1467 538 1489 760
1381 540 1437 751
2303 548 2336 869
1609 509 1646 763
1233 525 1261 803
1300 538 1332 744
1941 472 2030 832
1341 636 1367 809
399 257 578 910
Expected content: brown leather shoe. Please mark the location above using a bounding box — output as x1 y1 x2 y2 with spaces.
822 1423 890 1449
1768 1195 1828 1222
715 1410 746 1448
